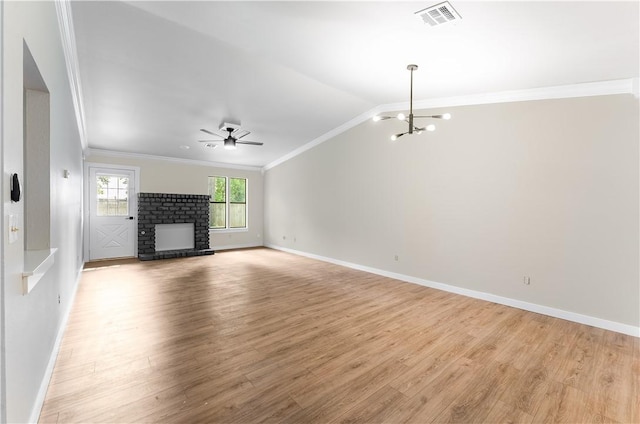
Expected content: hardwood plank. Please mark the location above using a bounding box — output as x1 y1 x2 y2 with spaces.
329 384 407 424
498 339 570 415
38 248 639 423
286 356 409 423
584 345 635 423
556 325 606 389
37 412 59 424
389 330 475 398
633 337 640 424
530 381 589 423
484 400 533 424
384 357 479 423
433 360 520 423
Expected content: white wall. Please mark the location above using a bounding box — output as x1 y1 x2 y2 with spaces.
264 94 639 332
85 154 264 251
2 2 84 422
0 3 5 421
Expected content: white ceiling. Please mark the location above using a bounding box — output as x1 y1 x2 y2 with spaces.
71 1 639 168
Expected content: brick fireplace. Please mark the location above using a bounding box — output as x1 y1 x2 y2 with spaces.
137 193 215 260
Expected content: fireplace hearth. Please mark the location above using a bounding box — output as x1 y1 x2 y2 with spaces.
137 193 214 261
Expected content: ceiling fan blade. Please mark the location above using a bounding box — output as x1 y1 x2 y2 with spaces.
197 139 223 143
200 128 222 137
235 141 263 146
235 130 251 140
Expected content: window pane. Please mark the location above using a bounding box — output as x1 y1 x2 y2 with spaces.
210 203 226 229
96 175 128 216
209 176 226 202
117 200 128 215
229 178 246 203
229 204 246 228
208 177 214 198
119 177 129 189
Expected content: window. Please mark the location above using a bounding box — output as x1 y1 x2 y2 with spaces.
208 176 247 229
96 174 129 216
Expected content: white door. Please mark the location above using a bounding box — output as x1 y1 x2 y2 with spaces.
89 167 136 260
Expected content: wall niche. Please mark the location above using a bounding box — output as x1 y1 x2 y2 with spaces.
22 41 56 294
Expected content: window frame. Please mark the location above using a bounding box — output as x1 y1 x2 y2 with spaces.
208 176 248 232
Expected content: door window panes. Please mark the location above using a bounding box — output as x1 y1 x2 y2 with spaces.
96 174 129 216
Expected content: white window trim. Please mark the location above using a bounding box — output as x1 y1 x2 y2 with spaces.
209 176 248 230
210 228 249 234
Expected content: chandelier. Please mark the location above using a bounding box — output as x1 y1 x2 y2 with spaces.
373 64 451 140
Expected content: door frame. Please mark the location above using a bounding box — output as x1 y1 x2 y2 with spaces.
83 162 140 261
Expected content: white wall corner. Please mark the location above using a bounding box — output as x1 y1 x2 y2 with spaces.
55 0 88 150
263 107 378 171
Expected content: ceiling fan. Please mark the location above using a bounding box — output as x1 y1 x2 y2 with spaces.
198 123 263 150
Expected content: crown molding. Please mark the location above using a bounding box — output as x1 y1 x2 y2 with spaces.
55 0 87 151
263 108 376 171
407 78 637 111
86 148 262 172
263 78 638 171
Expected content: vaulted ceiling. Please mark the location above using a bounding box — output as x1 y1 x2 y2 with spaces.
71 1 639 167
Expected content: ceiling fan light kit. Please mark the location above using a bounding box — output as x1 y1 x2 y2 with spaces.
373 64 451 141
224 138 237 150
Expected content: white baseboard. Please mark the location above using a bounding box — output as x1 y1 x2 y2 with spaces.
266 244 639 338
29 263 84 423
212 243 263 252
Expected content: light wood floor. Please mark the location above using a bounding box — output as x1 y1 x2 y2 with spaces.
39 248 638 423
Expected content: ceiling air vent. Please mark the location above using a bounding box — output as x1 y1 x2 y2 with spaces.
415 1 462 27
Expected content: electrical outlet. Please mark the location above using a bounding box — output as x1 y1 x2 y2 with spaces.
282 235 286 240
523 276 531 285
394 255 399 261
58 294 61 304
9 214 18 244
